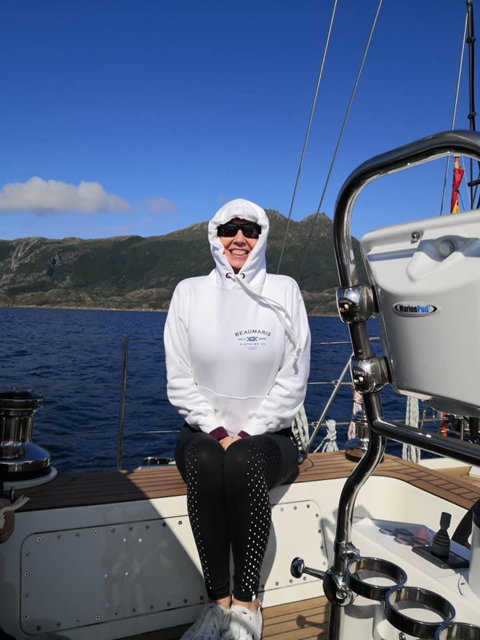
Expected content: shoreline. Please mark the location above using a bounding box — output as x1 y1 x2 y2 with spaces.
0 303 338 318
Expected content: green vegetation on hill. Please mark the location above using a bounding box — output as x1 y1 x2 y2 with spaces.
0 210 366 315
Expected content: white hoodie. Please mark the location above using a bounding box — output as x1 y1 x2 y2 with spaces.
164 198 311 437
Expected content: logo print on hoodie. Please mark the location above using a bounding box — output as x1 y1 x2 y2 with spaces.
235 329 271 350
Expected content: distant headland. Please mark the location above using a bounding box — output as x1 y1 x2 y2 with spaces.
0 210 365 316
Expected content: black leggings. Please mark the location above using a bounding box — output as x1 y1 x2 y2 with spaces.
175 424 299 602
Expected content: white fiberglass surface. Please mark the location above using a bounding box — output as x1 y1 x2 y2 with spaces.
353 476 467 531
274 475 467 543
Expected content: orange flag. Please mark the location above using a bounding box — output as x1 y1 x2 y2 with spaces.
450 156 465 214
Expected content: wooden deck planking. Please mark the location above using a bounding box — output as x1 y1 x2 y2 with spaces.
123 597 329 640
19 452 480 512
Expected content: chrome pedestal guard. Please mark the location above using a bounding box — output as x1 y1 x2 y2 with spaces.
327 130 480 639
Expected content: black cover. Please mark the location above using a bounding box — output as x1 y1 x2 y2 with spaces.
452 497 480 546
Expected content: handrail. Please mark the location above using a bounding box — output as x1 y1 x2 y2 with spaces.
333 129 480 288
308 381 352 386
373 418 480 467
313 337 380 346
328 130 480 640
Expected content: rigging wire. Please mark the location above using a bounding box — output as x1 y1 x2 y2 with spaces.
297 0 383 284
276 0 339 274
439 9 468 215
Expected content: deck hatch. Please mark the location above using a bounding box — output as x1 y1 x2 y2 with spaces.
20 517 207 634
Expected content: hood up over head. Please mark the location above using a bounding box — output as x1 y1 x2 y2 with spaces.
207 198 301 362
208 198 269 289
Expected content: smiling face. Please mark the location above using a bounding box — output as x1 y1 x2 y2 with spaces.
218 217 259 273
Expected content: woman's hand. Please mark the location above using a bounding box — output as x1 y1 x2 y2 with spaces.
219 436 241 451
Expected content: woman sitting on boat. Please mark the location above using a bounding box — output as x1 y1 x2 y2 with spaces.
164 198 310 640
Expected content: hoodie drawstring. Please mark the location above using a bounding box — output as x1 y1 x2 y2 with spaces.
229 273 301 361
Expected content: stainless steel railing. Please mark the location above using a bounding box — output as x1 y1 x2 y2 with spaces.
328 130 480 640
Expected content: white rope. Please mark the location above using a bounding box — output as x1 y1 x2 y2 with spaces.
0 495 30 528
291 405 310 457
348 389 363 440
402 396 420 463
318 418 339 452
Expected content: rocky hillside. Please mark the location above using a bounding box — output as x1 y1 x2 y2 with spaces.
0 210 366 315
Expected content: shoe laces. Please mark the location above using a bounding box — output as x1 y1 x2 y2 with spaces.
226 606 262 640
185 603 227 640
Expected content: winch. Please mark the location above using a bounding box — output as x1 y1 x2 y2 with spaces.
0 388 54 486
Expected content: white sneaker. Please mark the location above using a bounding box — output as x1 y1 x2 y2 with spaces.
181 603 230 640
221 604 263 640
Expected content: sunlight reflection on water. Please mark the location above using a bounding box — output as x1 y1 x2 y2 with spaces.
0 307 410 472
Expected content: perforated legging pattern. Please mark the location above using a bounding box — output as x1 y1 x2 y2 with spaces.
175 425 298 602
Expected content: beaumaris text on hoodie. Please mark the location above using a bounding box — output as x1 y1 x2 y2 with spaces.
164 198 311 437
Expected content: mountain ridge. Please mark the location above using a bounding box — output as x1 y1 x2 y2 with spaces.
0 210 365 315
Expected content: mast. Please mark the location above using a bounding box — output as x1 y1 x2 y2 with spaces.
466 0 480 207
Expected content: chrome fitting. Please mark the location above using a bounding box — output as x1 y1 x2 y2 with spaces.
290 557 305 579
336 285 376 324
334 540 360 561
343 542 360 560
323 569 353 607
290 557 325 581
350 356 389 393
345 410 371 462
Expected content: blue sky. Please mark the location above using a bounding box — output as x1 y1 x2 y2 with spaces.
0 0 476 241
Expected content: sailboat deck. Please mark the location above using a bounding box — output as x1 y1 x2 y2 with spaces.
13 451 480 640
20 451 480 512
125 597 329 639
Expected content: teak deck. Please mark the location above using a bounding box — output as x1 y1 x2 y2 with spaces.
20 451 480 512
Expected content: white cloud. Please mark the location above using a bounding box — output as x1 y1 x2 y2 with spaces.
0 177 130 215
142 197 177 215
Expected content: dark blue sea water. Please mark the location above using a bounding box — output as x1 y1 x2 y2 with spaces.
0 307 409 473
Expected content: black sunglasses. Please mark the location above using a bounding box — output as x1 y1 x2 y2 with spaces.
217 222 262 239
